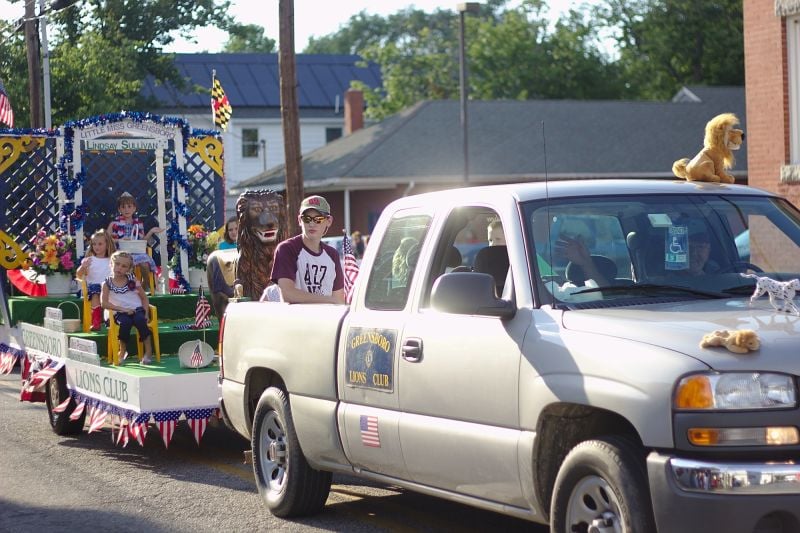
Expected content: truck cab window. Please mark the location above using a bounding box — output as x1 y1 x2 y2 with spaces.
364 213 431 310
421 207 510 305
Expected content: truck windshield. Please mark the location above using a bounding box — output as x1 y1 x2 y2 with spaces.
521 194 800 306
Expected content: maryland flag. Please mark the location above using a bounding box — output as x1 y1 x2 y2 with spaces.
211 76 232 131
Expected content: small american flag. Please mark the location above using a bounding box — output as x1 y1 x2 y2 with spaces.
360 414 380 447
0 352 16 374
69 400 86 421
128 422 148 447
0 78 13 128
52 397 71 413
342 234 360 304
194 286 212 329
115 417 130 447
155 410 182 449
28 359 65 388
186 408 213 445
88 406 108 433
190 341 204 368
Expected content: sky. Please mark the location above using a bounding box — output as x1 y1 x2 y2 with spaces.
175 0 581 53
0 0 581 53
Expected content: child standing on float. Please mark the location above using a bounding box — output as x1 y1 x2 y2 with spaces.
107 192 163 288
76 229 115 331
101 251 154 365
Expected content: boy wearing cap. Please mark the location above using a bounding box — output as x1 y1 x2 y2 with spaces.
267 195 346 304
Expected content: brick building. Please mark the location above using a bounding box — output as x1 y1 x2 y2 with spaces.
743 0 800 207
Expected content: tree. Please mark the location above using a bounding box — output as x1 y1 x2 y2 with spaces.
349 1 623 119
595 0 744 99
223 23 276 53
0 0 233 127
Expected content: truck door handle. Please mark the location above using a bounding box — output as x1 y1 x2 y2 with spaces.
402 338 423 362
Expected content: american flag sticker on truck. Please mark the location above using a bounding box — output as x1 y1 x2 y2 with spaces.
360 415 381 447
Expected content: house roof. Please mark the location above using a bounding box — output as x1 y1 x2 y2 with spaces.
141 53 382 111
236 86 746 191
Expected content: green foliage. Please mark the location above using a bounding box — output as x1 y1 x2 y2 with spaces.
594 0 744 99
223 23 276 53
312 0 742 118
0 0 232 127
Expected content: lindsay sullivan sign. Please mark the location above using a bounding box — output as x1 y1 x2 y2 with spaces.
345 327 396 392
84 138 169 151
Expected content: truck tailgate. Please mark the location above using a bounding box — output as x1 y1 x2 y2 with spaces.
222 301 348 400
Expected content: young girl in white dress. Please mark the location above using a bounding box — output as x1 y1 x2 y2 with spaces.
76 230 115 331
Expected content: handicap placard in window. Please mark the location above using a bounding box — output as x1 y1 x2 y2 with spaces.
665 225 689 270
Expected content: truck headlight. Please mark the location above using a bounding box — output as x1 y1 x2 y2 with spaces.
674 372 797 410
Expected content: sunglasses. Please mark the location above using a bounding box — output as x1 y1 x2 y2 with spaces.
300 215 329 224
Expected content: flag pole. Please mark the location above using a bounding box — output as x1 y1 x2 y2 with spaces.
211 69 216 129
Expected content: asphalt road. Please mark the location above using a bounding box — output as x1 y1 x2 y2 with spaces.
0 368 545 532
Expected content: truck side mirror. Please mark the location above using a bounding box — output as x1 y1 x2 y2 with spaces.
431 272 515 319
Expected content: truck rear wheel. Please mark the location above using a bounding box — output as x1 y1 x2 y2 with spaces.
251 387 332 517
550 436 655 533
45 368 85 435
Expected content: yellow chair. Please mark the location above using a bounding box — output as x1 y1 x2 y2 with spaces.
133 246 156 294
106 305 161 365
79 278 93 333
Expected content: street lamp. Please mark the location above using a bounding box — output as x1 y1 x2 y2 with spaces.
457 2 479 184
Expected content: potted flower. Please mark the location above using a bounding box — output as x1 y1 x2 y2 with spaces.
28 229 77 296
184 224 214 289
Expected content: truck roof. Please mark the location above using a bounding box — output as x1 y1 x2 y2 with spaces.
389 179 775 210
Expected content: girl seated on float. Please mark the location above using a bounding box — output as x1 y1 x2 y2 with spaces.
107 191 164 289
76 229 115 331
101 251 154 365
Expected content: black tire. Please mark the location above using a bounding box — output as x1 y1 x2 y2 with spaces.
251 387 332 517
550 436 655 533
45 368 85 435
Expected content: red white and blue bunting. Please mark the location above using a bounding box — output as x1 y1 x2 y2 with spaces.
0 343 24 375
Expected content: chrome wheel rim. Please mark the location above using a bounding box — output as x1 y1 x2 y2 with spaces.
48 377 60 411
566 475 624 533
258 411 287 493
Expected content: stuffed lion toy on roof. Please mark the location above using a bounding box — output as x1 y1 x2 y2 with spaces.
672 113 744 183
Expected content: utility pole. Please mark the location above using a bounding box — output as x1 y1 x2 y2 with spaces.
24 0 42 128
278 0 303 237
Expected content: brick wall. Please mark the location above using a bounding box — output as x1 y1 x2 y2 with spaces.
744 0 800 206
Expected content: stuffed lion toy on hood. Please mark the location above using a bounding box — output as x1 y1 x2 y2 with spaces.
672 113 744 183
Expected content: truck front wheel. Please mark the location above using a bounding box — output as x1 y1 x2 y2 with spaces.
251 387 332 517
45 368 85 435
550 436 655 533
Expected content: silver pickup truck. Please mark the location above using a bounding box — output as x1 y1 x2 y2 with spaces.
219 180 800 532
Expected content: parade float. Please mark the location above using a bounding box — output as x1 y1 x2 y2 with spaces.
0 112 229 447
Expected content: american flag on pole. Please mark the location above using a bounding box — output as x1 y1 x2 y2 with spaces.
154 410 182 448
211 74 232 131
190 340 204 368
194 286 212 329
0 78 13 128
342 233 360 304
359 414 380 447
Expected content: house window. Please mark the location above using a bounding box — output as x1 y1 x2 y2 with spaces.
784 16 800 181
242 129 259 158
326 127 343 143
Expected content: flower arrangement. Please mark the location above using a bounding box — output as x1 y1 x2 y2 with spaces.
187 224 215 269
28 229 77 275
